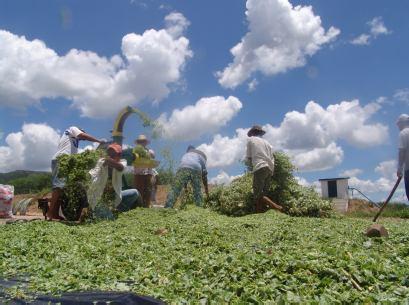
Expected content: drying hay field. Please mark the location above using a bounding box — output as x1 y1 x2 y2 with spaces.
1 207 409 303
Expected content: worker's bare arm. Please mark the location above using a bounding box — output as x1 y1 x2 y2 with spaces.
77 132 103 143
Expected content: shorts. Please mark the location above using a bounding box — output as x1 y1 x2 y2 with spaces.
51 159 66 189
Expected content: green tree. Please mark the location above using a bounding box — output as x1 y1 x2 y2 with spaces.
156 147 176 185
9 173 52 194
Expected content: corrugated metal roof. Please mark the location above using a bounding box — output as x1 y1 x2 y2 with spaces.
318 177 350 181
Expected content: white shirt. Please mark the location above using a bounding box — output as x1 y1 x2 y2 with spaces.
398 127 409 171
87 159 127 209
246 136 274 173
53 126 83 160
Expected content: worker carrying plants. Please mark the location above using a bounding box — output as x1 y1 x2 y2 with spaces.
88 143 142 218
48 126 104 220
246 125 283 213
397 114 409 201
133 134 155 208
165 145 209 208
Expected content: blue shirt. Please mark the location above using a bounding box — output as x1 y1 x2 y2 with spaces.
179 151 207 173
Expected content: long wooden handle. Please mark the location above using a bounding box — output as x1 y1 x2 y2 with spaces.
373 176 402 222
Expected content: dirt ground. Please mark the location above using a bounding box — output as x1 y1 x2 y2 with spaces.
154 185 169 206
8 185 170 217
347 199 378 213
8 194 382 215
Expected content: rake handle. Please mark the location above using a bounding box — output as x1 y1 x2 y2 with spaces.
373 176 402 222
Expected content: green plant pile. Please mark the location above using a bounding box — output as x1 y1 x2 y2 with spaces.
57 150 104 220
1 207 409 303
57 150 103 184
133 144 151 159
206 152 332 217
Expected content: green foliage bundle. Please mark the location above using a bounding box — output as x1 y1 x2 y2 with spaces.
57 150 104 220
57 150 103 183
133 145 151 159
205 152 332 217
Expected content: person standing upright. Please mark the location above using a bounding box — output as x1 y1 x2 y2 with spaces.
133 134 155 208
246 125 283 213
397 114 409 201
48 126 103 220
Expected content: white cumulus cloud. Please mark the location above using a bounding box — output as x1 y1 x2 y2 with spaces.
394 88 409 105
340 168 363 177
198 128 249 169
263 100 388 149
217 0 340 89
351 17 390 46
375 160 397 181
165 12 190 38
349 176 394 194
346 160 404 201
351 34 370 46
156 96 242 141
209 171 243 185
295 176 321 193
290 142 343 171
369 17 391 37
0 12 192 117
298 160 403 202
248 79 258 92
0 123 60 172
199 99 387 172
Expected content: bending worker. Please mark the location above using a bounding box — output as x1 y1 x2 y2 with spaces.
246 125 283 213
397 114 409 201
48 126 103 220
165 145 209 208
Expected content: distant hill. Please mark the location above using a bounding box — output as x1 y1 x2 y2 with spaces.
0 170 50 184
0 170 51 194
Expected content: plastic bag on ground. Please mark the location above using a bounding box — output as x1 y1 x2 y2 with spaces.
0 184 14 219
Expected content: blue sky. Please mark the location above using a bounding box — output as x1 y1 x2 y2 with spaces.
0 0 408 201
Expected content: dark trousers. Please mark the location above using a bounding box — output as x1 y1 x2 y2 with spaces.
134 174 152 208
405 170 409 201
165 168 203 208
253 167 273 201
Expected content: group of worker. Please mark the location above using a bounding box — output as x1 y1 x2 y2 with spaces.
46 113 409 221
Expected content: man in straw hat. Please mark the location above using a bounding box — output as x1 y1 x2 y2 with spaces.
246 125 283 213
134 134 155 208
397 114 409 200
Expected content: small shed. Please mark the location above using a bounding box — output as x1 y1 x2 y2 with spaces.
319 177 350 212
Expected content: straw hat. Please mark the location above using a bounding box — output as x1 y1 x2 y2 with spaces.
247 125 266 137
135 134 150 144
